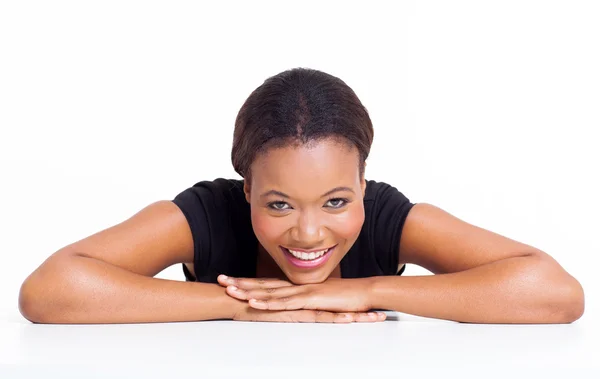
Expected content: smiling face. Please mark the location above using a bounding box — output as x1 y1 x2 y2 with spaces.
243 137 367 284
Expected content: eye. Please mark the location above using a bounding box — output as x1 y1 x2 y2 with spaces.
325 198 349 209
268 201 291 211
267 198 349 212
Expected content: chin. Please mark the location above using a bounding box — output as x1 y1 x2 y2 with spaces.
277 244 341 284
285 271 331 285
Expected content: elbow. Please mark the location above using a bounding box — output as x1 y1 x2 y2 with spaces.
544 275 585 324
18 276 48 323
525 254 585 324
19 269 66 324
559 277 585 323
19 253 82 324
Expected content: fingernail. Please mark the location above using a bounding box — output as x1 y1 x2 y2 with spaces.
221 275 228 280
229 286 237 291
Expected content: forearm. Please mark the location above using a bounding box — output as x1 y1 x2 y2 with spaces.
19 255 240 324
369 255 584 324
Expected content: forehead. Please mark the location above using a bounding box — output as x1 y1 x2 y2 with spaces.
251 139 360 189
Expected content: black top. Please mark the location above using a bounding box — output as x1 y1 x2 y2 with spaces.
171 178 415 283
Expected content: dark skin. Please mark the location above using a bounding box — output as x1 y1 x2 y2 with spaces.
244 138 366 285
228 137 386 322
22 136 582 324
214 137 584 324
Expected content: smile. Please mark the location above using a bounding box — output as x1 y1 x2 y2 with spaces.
280 245 337 269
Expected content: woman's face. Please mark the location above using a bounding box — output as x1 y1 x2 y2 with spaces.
244 138 366 284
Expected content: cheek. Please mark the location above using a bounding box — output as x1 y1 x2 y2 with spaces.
332 204 365 240
250 205 365 243
250 210 284 244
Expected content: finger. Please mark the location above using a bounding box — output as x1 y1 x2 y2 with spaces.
218 275 293 290
225 286 247 300
225 285 264 301
237 309 361 323
352 312 386 323
237 277 294 290
310 310 353 323
332 312 356 323
216 275 230 288
248 295 304 311
245 285 303 301
351 312 375 323
247 310 352 323
225 284 300 301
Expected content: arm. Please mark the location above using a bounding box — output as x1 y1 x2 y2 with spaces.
18 200 238 324
19 254 238 324
369 253 583 324
377 203 585 324
219 203 584 324
19 200 378 324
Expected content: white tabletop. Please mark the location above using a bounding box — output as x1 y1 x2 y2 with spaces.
2 308 598 379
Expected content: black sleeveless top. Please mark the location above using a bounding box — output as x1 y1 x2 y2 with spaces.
171 178 415 283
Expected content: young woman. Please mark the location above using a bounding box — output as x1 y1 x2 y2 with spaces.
18 68 584 324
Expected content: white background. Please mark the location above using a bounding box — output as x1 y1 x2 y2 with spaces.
1 0 599 375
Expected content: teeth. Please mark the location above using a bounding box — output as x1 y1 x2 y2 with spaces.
286 248 329 261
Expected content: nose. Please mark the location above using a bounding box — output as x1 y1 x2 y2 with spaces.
290 208 325 246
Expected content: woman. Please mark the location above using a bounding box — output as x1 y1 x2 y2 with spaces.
18 68 584 324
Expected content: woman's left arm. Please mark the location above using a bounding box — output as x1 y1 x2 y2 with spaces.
219 203 584 324
372 203 584 324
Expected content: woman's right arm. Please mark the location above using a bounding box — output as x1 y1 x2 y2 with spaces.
18 200 384 324
18 200 240 324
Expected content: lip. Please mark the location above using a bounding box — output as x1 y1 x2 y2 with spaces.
280 245 337 269
282 245 334 254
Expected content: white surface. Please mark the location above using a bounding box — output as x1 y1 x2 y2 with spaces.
1 0 599 376
1 311 598 377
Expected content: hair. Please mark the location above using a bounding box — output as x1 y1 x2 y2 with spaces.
231 67 374 185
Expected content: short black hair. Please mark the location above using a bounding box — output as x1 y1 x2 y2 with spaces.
231 67 374 184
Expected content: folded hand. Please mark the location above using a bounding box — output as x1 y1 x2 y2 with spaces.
217 274 385 322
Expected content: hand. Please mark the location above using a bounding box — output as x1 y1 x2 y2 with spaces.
233 305 386 323
218 275 381 316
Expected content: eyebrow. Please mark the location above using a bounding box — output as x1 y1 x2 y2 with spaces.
260 186 355 199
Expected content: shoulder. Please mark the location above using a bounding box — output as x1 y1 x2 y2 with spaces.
364 179 413 207
362 178 415 231
175 177 244 197
172 176 249 234
358 178 415 275
171 178 254 282
172 177 246 209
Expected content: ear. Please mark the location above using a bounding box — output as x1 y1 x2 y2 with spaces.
361 177 367 198
243 179 251 203
361 162 367 198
